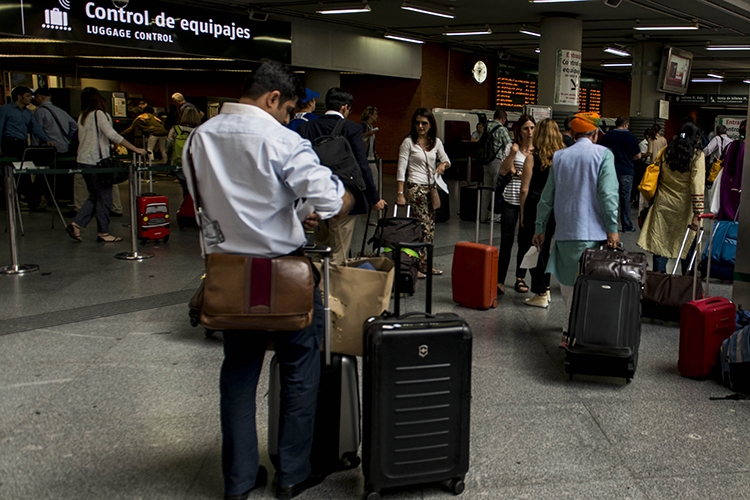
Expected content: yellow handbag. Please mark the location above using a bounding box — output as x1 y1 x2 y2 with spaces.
638 149 664 202
708 157 723 183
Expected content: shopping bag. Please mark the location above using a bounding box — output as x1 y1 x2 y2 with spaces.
316 257 395 356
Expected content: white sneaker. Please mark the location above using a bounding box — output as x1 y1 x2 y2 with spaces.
492 214 502 223
524 293 549 308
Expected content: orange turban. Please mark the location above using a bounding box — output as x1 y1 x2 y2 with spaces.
570 112 601 134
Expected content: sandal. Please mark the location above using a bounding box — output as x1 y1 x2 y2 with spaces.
431 268 443 275
514 278 529 293
417 271 427 279
65 223 82 243
97 234 123 243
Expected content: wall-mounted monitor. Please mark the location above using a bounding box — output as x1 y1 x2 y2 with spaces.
657 46 694 95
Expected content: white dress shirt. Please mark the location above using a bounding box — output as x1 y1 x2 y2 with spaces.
184 102 345 258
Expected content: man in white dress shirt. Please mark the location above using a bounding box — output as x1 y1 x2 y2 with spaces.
184 59 353 500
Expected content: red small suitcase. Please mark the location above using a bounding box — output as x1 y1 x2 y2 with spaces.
176 192 198 229
679 214 735 378
137 193 170 244
452 186 499 309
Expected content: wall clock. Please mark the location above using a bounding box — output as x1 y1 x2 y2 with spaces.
472 60 487 84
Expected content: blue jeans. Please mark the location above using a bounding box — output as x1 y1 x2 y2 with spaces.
618 174 634 231
220 286 323 495
73 163 113 234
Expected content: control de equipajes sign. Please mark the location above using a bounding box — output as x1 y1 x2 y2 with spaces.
554 49 581 106
0 0 291 62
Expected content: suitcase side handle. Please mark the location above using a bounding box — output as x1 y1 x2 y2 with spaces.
394 241 433 316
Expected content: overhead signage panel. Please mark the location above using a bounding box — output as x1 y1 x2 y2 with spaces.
708 95 748 105
666 94 708 104
0 0 291 62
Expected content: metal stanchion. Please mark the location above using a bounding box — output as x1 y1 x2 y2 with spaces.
1 164 39 274
115 153 154 261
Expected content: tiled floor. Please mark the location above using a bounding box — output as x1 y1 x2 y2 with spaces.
0 175 748 500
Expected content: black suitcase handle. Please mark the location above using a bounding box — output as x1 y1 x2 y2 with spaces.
394 241 433 316
304 245 333 365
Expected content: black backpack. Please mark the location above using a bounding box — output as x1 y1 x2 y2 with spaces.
312 119 366 194
476 121 503 164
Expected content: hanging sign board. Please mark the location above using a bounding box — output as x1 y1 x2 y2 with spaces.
715 116 747 140
554 49 581 106
0 0 292 62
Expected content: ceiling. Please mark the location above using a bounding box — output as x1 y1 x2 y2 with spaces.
206 0 750 81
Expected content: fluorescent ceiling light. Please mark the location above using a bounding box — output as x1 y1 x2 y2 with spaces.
604 46 630 57
520 29 541 37
600 62 632 67
707 73 724 79
691 78 722 82
529 0 588 2
634 24 698 30
401 1 454 19
444 27 492 36
744 79 750 84
706 45 750 50
385 33 424 44
253 36 292 44
317 2 371 14
535 48 541 53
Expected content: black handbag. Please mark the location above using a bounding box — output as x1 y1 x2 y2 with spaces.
94 112 129 186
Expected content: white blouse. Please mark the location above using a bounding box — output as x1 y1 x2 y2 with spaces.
396 137 450 185
76 110 124 166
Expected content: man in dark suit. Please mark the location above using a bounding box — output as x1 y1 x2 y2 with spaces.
299 87 385 263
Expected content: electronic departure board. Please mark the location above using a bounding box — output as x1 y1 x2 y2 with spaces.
496 74 537 109
578 84 602 113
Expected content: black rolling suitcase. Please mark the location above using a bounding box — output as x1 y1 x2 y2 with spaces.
268 246 361 476
363 242 471 499
565 274 641 382
458 183 479 222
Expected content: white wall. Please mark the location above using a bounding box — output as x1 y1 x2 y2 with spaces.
292 20 421 80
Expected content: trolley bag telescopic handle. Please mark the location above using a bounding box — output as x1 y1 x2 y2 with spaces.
695 213 715 299
303 245 333 366
674 224 705 275
393 241 434 317
475 185 496 245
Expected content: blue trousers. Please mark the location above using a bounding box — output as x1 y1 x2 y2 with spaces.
220 287 323 495
618 174 634 231
73 163 113 234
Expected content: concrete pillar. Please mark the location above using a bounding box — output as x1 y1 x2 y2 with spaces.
304 70 340 113
538 16 582 125
731 88 750 305
629 42 666 139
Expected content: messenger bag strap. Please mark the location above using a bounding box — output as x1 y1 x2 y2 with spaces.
184 131 204 211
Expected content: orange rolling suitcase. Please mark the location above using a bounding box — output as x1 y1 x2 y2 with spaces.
451 185 498 309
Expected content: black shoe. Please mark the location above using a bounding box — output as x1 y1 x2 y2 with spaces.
275 472 326 499
225 466 268 500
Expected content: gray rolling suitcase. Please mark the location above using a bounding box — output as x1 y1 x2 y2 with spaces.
565 274 641 382
268 246 361 475
362 242 472 499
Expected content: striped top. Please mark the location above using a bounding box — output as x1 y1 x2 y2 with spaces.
501 144 528 206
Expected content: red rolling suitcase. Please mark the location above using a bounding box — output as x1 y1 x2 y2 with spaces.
176 192 198 229
679 214 736 379
363 242 471 499
136 192 170 244
452 186 498 309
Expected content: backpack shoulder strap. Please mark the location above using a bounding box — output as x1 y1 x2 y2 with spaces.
175 125 182 135
332 117 347 138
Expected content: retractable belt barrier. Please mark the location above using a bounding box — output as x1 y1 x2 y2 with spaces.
1 155 181 274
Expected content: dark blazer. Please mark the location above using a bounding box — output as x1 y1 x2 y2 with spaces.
298 113 379 214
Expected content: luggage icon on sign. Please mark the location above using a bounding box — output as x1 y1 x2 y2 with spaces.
418 345 429 358
43 8 72 31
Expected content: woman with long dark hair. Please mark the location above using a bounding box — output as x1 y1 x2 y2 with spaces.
66 87 145 243
396 108 450 277
637 122 705 272
497 114 535 294
518 118 564 307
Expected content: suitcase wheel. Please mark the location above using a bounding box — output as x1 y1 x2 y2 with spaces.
204 329 216 338
364 488 381 500
341 452 360 469
140 239 148 245
492 298 498 309
449 478 465 495
163 234 169 243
